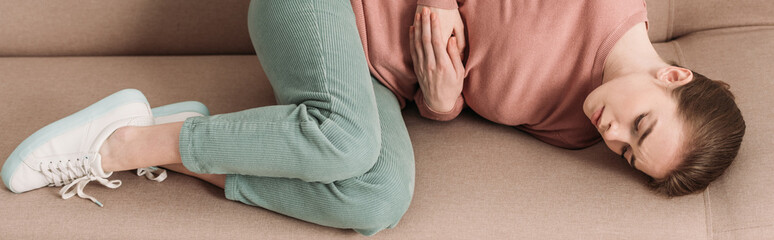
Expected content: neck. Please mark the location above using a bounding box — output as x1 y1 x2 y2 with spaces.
602 22 670 84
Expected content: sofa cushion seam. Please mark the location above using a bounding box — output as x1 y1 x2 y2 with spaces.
718 223 774 234
704 189 713 240
667 0 674 41
671 40 687 67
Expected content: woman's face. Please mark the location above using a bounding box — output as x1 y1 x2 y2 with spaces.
583 67 693 179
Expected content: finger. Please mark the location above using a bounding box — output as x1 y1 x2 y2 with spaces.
431 12 451 66
448 37 464 77
409 26 419 74
413 13 424 68
409 26 415 62
453 25 466 57
421 8 435 69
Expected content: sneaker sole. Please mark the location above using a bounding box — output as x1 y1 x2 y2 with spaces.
2 89 150 193
152 101 210 118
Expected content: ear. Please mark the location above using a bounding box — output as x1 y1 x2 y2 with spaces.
657 66 694 87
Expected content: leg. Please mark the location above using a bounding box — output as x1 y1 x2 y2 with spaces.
101 122 184 172
176 0 380 183
161 163 225 188
102 0 379 182
226 78 414 236
104 82 414 235
98 0 412 234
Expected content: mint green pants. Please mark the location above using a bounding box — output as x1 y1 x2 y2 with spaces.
178 0 415 236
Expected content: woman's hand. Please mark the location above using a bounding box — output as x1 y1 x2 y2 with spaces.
414 5 466 58
410 8 466 113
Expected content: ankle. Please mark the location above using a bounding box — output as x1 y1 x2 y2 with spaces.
99 126 136 172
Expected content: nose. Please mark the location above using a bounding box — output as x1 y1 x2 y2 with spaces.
600 120 627 154
601 120 625 141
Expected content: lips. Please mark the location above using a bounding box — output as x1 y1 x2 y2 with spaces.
591 106 604 128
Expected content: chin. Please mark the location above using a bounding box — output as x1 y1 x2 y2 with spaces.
582 91 598 118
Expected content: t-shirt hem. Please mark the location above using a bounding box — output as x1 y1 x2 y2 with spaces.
350 0 408 108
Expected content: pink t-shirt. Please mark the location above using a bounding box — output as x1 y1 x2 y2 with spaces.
350 0 648 149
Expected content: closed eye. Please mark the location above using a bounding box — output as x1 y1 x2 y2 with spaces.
621 145 637 169
634 113 646 132
621 145 631 166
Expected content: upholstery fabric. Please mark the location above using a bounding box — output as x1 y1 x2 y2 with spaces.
1 0 773 56
0 0 254 56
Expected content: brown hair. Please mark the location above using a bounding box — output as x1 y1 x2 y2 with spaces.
648 70 746 197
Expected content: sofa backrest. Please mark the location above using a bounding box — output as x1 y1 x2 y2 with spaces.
0 0 254 56
645 0 774 43
1 0 772 57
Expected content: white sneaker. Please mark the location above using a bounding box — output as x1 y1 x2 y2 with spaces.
136 101 210 182
1 89 154 207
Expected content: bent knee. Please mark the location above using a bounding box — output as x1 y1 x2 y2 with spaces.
330 172 414 235
336 132 381 178
340 191 412 235
290 102 382 182
311 123 382 182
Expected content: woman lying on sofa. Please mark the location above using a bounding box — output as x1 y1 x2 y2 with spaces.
1 0 745 236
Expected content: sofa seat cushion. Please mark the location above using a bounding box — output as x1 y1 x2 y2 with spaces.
0 55 711 238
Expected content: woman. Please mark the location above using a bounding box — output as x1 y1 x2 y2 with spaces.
1 0 744 236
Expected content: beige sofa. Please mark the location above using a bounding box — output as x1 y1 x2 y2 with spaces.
1 0 772 239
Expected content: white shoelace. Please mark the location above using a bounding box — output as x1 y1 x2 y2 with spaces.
40 157 121 207
136 167 167 182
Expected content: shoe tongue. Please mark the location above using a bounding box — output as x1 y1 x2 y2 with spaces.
89 154 112 178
